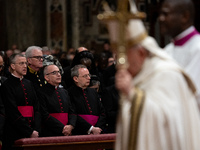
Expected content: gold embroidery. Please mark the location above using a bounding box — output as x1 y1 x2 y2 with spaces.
128 88 145 150
181 71 196 94
28 66 37 74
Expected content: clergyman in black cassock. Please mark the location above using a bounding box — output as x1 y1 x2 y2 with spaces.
24 46 45 89
38 64 77 137
0 76 6 149
68 64 106 135
37 83 77 136
2 53 41 150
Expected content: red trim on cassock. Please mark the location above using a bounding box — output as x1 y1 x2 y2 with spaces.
78 114 99 126
18 106 34 118
50 113 68 125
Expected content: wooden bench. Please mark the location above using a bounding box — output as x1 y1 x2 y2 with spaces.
14 133 116 150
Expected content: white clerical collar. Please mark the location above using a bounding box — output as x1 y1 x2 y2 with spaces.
174 26 194 41
59 84 63 88
12 73 23 80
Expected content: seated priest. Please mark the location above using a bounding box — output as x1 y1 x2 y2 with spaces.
37 64 77 137
68 64 106 135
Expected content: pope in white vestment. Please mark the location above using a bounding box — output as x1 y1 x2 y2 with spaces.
113 1 200 150
115 36 200 150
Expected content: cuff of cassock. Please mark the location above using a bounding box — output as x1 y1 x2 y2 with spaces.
87 126 93 134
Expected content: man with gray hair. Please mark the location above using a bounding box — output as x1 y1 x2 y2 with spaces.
68 64 106 135
24 46 45 89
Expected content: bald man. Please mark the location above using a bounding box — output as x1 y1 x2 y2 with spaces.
37 65 76 136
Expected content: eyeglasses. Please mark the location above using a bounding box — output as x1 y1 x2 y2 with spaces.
29 56 43 61
46 70 61 75
79 74 91 79
14 62 28 66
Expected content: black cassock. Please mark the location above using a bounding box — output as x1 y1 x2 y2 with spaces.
68 85 106 135
2 75 41 149
0 76 7 143
37 83 77 137
24 66 45 89
101 85 119 133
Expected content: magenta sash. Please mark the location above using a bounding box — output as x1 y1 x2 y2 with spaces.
78 115 99 126
50 113 68 125
18 106 34 117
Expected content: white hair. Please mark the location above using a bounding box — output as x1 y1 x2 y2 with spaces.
25 46 42 58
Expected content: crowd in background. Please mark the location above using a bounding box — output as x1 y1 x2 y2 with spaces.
0 42 119 150
1 0 200 150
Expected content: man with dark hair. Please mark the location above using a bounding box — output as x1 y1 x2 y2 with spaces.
2 53 40 150
159 0 200 108
68 64 106 135
37 64 76 137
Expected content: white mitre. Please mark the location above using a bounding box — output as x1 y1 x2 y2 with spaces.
127 0 172 60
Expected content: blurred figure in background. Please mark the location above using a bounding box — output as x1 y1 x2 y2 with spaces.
159 0 200 109
42 46 51 57
66 48 76 66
